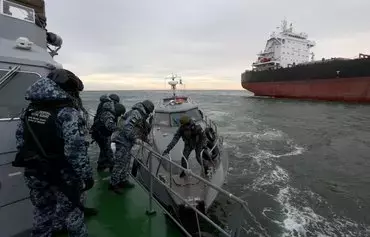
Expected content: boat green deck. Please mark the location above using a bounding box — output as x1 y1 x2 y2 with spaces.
80 174 183 237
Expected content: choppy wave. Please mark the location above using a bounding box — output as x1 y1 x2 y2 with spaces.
275 186 370 237
82 91 370 237
230 127 370 237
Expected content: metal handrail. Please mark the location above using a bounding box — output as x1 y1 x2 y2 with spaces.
134 143 250 230
131 150 239 237
145 120 235 201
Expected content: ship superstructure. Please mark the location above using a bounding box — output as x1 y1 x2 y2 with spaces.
252 20 315 71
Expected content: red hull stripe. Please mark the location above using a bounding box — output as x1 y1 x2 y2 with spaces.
242 77 370 102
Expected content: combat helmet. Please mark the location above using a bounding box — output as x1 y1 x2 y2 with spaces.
114 103 126 116
141 100 154 114
180 115 191 125
47 69 84 92
109 94 120 103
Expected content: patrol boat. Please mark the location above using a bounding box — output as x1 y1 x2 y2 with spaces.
0 0 64 236
0 1 250 237
131 74 231 236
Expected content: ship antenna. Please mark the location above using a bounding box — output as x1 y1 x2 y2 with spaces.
282 18 287 32
166 73 180 97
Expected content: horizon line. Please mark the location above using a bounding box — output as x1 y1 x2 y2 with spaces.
84 89 245 92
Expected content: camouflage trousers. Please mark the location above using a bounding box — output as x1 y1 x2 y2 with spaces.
110 138 134 186
25 175 88 237
182 140 207 170
53 192 87 232
95 134 113 168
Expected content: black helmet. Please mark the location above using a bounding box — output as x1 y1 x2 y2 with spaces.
142 100 154 114
47 69 84 92
114 103 126 116
109 94 120 103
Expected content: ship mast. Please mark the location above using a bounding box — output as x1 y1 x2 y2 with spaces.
166 73 182 97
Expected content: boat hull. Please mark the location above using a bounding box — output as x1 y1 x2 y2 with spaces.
241 56 370 102
242 77 370 102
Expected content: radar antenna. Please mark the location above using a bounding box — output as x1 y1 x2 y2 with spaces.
165 73 182 97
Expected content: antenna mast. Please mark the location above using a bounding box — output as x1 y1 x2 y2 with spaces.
166 73 182 97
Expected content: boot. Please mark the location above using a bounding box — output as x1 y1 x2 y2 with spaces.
84 207 98 217
108 184 123 195
118 180 135 189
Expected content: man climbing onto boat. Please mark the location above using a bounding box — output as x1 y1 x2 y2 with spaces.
13 69 94 237
90 93 125 172
109 100 155 194
162 115 208 178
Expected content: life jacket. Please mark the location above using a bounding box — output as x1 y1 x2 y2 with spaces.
12 101 74 169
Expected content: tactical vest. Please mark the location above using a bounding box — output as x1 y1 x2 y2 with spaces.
121 108 151 140
180 123 201 141
91 103 116 137
13 101 73 169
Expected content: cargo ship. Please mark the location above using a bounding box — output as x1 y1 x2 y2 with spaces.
241 20 370 102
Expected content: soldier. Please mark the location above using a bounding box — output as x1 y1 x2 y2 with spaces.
162 115 207 178
109 100 154 194
94 94 120 121
13 69 94 237
108 93 120 105
91 94 125 172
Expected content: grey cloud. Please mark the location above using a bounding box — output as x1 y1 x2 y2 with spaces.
45 0 370 84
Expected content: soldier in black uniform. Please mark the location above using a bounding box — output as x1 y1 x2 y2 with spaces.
162 115 207 177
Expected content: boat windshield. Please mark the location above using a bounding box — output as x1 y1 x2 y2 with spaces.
154 112 171 126
170 109 202 126
154 109 203 127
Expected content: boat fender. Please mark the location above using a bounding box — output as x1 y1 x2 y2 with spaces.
204 127 216 142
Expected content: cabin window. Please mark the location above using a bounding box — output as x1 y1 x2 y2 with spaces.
1 0 35 23
170 109 203 127
154 112 170 126
0 70 41 119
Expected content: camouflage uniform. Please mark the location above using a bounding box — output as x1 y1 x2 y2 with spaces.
91 95 117 169
110 101 153 189
15 77 92 237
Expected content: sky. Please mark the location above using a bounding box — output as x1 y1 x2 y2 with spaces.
45 0 370 90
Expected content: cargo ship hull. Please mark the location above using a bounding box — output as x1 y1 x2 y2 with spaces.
241 57 370 102
242 77 370 102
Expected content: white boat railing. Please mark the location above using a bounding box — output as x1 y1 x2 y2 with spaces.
131 142 253 237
